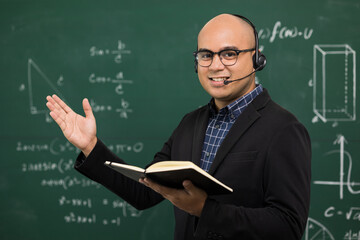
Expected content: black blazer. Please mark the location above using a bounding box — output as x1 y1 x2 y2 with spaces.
75 89 311 240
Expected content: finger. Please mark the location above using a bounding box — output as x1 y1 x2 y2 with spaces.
139 178 147 185
183 180 207 198
52 94 72 113
46 95 63 112
182 180 195 194
143 178 158 190
82 98 94 119
49 110 67 132
46 96 60 112
46 98 56 112
46 100 66 122
46 95 67 121
143 178 172 196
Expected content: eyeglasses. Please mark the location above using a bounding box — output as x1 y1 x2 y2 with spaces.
193 48 255 67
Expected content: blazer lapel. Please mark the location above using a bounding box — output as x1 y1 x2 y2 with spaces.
208 90 270 175
191 106 210 167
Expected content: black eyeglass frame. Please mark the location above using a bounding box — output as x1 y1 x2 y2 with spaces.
193 48 255 67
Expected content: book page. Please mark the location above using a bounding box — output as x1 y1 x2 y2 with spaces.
147 161 195 171
146 161 233 192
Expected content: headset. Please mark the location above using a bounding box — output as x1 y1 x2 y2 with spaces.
194 14 267 75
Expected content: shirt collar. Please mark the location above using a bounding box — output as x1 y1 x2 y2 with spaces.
208 84 263 118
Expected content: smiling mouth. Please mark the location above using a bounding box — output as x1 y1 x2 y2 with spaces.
209 77 229 82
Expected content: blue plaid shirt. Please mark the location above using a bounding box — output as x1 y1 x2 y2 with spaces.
200 85 263 172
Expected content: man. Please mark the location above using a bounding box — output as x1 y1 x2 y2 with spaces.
46 14 311 240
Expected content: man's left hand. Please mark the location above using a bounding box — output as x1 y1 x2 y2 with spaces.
140 178 207 217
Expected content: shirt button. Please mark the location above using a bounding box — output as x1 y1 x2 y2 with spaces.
206 152 210 157
231 114 235 119
215 124 220 129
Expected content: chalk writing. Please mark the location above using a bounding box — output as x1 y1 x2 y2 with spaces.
344 230 360 240
89 72 133 95
258 21 313 43
102 198 142 217
90 98 133 119
17 141 49 152
16 139 78 155
304 217 335 240
103 217 121 226
347 208 360 221
90 40 131 63
314 135 360 199
59 196 92 208
61 198 142 227
40 176 101 190
22 158 73 173
116 98 133 119
324 206 360 221
50 138 79 155
64 212 96 224
107 142 144 154
17 139 143 155
312 45 356 125
27 58 66 122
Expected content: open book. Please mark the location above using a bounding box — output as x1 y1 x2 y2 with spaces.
104 161 233 195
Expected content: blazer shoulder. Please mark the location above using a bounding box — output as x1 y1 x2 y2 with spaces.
254 90 306 131
180 105 209 122
266 100 299 122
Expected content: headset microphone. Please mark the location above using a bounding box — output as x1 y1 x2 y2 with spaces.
223 69 256 85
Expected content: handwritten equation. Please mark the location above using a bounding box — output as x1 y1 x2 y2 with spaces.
90 98 133 119
89 40 134 119
59 196 142 217
258 21 313 43
90 40 131 63
61 196 142 226
18 139 144 191
324 206 360 221
89 72 133 95
41 176 101 190
17 138 143 155
22 158 74 173
344 230 360 240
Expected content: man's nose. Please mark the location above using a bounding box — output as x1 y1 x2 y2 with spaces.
209 54 225 71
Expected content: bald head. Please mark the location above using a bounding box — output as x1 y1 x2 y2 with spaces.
198 14 255 50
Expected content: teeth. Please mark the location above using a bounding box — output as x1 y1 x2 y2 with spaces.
211 77 227 82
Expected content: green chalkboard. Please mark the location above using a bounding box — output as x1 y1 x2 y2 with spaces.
1 0 359 239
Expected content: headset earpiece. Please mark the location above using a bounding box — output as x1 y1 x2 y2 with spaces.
253 51 267 71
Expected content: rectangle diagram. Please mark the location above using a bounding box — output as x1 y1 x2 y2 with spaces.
313 44 356 122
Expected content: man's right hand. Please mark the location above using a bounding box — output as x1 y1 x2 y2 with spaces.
46 95 97 157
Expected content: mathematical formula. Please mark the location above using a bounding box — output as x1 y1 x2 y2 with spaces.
89 72 133 95
258 20 313 43
16 138 143 155
324 206 360 221
41 176 101 190
90 40 131 64
344 230 360 240
61 196 142 226
58 196 142 217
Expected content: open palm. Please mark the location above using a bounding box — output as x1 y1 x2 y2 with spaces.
46 95 97 156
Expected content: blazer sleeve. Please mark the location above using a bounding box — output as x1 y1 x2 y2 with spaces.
194 122 311 240
74 139 165 210
73 113 189 210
